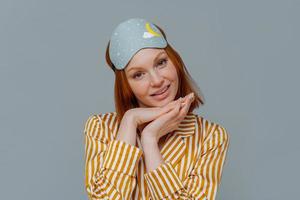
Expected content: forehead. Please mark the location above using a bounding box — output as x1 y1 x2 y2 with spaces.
125 48 166 71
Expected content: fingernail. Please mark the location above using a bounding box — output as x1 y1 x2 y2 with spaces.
189 93 194 99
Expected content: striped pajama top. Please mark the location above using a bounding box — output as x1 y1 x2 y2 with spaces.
83 111 230 200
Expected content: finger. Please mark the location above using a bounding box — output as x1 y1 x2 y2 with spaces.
184 93 194 109
180 96 189 107
164 99 181 118
163 97 183 112
136 95 187 125
178 93 194 119
167 93 193 124
171 102 184 120
154 97 183 121
181 92 194 106
160 99 187 130
171 101 181 118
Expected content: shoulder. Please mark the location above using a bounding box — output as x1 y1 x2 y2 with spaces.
194 113 230 145
83 111 119 142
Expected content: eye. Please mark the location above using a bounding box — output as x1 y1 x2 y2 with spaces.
132 71 144 79
157 58 168 66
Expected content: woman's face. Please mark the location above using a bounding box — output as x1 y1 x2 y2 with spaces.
125 48 179 108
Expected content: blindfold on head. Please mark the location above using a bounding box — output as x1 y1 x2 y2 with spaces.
109 18 168 70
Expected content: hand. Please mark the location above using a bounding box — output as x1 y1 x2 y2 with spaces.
120 97 186 146
141 92 195 142
125 97 186 128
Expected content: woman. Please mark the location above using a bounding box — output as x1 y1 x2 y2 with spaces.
84 18 230 200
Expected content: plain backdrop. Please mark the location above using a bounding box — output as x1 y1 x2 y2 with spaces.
1 0 299 199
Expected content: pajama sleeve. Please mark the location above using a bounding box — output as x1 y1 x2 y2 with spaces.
83 115 143 200
143 123 230 200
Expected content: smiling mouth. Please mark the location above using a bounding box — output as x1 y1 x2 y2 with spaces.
151 84 170 96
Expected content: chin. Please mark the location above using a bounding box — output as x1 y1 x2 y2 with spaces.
138 85 177 108
151 94 176 107
158 98 172 106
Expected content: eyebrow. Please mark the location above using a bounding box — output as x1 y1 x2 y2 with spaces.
127 51 166 73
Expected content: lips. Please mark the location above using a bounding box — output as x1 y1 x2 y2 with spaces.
151 84 170 96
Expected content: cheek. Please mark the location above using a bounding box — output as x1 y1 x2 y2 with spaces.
172 70 178 82
130 81 150 97
165 66 178 83
168 68 179 94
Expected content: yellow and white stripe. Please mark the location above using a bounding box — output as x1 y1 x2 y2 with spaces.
84 111 229 200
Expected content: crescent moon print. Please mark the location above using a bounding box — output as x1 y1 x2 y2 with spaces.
143 22 162 38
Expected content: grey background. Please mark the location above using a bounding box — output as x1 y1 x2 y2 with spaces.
1 0 299 199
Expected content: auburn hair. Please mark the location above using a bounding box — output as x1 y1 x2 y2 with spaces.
105 23 205 123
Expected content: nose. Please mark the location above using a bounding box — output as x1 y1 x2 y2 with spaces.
150 71 164 86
